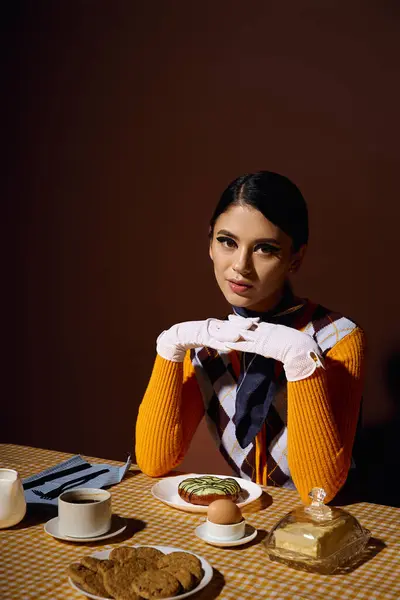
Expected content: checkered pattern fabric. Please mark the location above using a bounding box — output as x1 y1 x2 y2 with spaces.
0 445 399 600
191 303 357 487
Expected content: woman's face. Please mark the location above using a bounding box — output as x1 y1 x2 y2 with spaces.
209 204 305 312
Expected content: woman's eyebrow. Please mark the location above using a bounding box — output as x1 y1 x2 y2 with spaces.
216 229 238 239
216 229 281 247
254 238 281 247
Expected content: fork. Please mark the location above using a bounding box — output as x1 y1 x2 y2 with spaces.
31 468 109 500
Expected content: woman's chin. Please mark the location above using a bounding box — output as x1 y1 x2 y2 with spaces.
222 290 255 308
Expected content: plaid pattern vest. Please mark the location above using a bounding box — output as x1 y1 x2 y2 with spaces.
190 302 357 486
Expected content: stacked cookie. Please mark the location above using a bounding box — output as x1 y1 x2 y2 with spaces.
68 546 204 599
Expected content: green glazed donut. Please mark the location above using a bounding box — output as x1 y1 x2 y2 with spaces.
178 475 241 506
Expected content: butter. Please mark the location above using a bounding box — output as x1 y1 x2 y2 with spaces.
274 518 351 558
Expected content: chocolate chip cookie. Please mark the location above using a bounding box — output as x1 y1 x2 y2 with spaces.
132 569 181 599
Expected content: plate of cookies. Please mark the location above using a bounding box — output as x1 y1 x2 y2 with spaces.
68 545 213 600
151 473 263 513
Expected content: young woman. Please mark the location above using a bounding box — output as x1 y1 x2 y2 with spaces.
135 171 365 504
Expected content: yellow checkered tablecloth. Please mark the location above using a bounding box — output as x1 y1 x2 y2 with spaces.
0 444 399 600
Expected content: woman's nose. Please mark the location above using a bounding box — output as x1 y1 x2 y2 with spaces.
232 250 252 274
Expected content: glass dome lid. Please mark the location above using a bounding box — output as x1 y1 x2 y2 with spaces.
264 488 371 574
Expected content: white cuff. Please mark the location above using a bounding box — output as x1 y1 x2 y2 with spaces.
284 348 325 382
156 331 186 363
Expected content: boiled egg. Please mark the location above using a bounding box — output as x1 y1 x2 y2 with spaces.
207 499 243 524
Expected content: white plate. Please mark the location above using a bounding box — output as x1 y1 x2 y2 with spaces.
151 473 262 513
44 514 126 542
68 545 213 600
195 522 258 547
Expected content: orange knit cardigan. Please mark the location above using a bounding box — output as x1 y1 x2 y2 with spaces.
135 327 365 504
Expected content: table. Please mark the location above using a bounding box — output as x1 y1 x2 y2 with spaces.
1 444 399 600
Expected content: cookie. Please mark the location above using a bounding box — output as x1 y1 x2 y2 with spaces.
160 560 203 583
158 551 201 568
103 560 147 598
134 547 165 562
183 561 203 582
81 556 102 572
110 546 138 563
112 586 141 600
161 565 196 592
158 553 203 583
158 551 201 569
79 571 111 598
119 557 151 575
67 563 91 584
132 569 181 599
97 559 116 574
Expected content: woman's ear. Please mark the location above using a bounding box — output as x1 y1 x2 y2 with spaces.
289 244 307 273
209 243 214 262
209 227 214 261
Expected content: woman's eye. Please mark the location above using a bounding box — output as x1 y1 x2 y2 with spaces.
216 236 237 249
255 244 280 255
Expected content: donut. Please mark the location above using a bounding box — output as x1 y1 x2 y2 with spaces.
177 475 241 506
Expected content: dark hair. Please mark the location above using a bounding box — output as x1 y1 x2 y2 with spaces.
210 171 309 251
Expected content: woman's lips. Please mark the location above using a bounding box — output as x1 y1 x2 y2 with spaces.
228 280 253 295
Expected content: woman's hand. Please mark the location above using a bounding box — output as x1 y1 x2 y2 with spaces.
156 316 259 362
226 318 325 381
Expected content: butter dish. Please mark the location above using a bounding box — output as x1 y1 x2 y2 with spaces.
264 487 371 573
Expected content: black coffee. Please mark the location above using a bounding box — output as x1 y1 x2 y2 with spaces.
70 499 100 504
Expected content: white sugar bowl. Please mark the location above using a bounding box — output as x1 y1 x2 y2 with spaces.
0 469 27 528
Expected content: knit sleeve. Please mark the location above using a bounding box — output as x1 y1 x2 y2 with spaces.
135 351 205 476
287 327 366 504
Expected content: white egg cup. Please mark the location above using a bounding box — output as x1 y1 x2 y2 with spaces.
205 518 246 542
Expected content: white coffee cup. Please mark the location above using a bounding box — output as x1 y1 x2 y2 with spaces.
58 488 111 538
205 518 245 542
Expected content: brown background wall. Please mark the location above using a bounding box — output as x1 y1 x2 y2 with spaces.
3 2 400 476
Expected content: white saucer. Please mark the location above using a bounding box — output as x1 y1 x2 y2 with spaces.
195 522 258 547
44 514 126 542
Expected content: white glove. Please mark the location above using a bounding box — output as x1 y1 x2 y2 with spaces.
156 317 259 362
226 318 324 381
